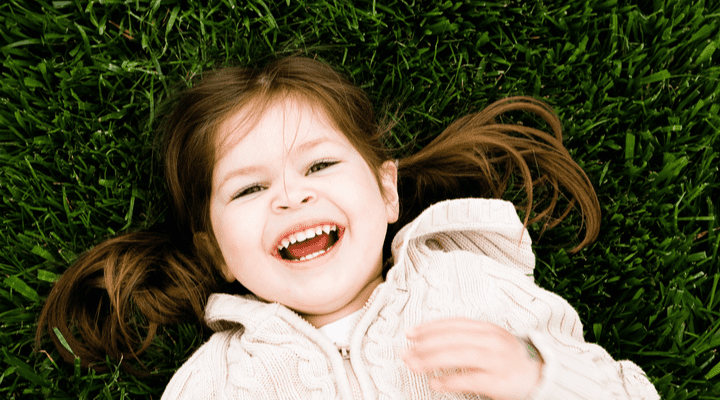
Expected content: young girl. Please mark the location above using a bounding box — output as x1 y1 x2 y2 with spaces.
37 56 660 399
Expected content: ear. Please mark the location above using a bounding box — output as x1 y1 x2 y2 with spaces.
379 160 400 224
194 232 236 282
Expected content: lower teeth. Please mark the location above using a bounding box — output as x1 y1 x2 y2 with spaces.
298 246 331 261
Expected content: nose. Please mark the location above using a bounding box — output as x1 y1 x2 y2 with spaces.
272 181 316 211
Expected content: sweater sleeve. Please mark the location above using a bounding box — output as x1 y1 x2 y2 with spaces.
161 331 233 400
489 264 660 400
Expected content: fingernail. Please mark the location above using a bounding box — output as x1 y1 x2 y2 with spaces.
402 354 417 369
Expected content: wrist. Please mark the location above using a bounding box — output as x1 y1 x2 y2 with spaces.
519 338 544 399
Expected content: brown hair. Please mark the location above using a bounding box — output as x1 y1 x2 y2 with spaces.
36 56 600 375
391 97 600 252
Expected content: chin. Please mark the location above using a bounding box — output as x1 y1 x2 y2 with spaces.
292 293 351 315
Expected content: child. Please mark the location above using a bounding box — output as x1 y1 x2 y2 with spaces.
37 56 660 399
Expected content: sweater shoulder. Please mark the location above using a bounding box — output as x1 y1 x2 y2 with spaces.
390 199 535 279
161 330 237 400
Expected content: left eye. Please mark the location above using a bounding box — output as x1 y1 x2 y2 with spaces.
232 184 266 200
307 160 338 174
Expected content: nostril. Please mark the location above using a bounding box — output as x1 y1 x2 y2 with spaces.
277 195 312 210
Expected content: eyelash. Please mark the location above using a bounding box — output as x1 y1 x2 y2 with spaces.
231 159 339 200
307 159 338 174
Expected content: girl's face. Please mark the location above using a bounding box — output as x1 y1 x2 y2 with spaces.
209 98 399 327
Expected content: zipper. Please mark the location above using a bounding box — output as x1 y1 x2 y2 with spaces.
338 345 363 400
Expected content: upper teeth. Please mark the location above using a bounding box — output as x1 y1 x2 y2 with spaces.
278 224 337 250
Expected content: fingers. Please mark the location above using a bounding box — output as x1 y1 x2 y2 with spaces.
402 318 543 400
403 346 484 373
430 371 532 400
403 335 504 372
406 318 513 346
429 371 492 394
404 319 524 373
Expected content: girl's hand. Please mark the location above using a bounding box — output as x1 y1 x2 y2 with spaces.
402 318 543 400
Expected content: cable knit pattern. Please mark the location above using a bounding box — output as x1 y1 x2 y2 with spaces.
162 198 660 400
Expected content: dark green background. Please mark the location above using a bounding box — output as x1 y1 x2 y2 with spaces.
1 0 719 398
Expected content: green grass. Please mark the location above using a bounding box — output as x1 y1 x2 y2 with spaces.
1 0 719 398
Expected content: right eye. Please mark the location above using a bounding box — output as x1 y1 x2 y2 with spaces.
232 184 265 199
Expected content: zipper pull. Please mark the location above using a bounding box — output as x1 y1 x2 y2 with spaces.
338 345 350 359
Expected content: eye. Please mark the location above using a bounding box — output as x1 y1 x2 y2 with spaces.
232 184 265 200
307 159 338 175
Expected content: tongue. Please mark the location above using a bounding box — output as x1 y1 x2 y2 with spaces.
287 233 330 258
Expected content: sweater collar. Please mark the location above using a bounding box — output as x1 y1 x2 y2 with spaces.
204 293 289 333
204 285 381 336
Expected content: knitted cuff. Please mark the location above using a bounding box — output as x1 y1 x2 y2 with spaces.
527 330 613 399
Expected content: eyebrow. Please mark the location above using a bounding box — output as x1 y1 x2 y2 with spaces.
217 137 332 188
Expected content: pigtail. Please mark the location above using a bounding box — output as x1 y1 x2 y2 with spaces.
35 230 223 375
35 63 248 376
395 96 600 253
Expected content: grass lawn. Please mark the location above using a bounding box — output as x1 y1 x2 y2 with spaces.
1 0 719 398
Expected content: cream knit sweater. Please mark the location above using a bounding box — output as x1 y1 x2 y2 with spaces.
162 198 660 399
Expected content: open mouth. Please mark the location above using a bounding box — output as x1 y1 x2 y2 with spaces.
276 224 343 262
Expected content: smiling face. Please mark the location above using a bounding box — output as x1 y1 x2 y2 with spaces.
209 97 399 327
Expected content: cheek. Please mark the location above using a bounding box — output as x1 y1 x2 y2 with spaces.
344 170 386 212
213 205 263 263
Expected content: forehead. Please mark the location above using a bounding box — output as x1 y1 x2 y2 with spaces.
214 97 349 163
